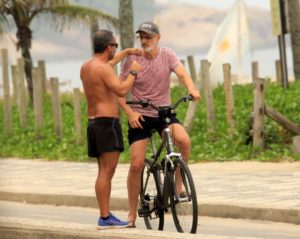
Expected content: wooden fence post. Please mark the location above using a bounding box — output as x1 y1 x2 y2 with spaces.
183 55 201 133
1 48 12 135
17 58 28 98
223 63 235 138
50 77 63 139
201 59 216 138
32 67 43 138
251 61 259 82
73 88 82 144
174 59 186 87
180 59 186 66
16 59 28 127
275 60 282 85
11 65 19 104
253 77 265 150
292 136 300 154
187 55 197 81
38 60 47 94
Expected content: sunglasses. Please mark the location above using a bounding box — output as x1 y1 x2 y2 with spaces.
109 43 118 48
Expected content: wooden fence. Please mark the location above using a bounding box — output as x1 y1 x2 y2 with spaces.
1 48 299 153
0 48 83 143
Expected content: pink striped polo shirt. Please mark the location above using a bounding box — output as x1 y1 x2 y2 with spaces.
120 47 180 117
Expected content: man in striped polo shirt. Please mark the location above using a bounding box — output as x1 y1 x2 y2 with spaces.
119 21 201 228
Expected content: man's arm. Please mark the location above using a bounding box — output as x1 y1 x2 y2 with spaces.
108 48 142 66
118 97 144 129
174 63 201 101
118 97 134 116
101 60 141 97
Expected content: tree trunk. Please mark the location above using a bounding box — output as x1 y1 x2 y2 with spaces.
21 46 33 101
287 0 300 80
17 26 33 101
118 0 134 49
183 55 201 133
90 22 99 55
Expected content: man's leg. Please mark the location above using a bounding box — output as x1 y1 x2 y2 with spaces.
169 123 191 193
95 151 119 217
127 139 148 223
170 123 191 161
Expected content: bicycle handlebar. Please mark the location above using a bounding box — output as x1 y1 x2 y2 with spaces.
126 95 193 112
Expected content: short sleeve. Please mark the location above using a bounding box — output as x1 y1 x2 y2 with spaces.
165 48 180 71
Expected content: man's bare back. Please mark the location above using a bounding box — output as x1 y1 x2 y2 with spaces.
81 53 141 119
81 57 120 119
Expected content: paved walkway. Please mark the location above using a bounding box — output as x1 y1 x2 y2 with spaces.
0 158 300 225
0 217 262 239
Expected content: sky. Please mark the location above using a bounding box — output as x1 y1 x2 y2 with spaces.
0 0 293 92
155 0 270 10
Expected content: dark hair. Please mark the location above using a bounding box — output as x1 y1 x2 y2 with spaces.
93 30 114 54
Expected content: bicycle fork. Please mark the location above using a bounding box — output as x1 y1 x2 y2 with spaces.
162 154 191 208
162 154 177 209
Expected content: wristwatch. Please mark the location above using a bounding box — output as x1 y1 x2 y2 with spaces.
129 69 137 76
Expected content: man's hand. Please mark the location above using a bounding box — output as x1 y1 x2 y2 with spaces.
128 48 143 56
189 89 201 101
128 111 144 129
130 60 142 73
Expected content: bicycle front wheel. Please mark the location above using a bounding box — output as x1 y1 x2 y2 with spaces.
169 156 198 233
140 158 164 230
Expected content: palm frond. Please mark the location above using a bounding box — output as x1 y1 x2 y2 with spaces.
26 0 69 8
0 0 13 35
0 0 5 9
31 4 119 31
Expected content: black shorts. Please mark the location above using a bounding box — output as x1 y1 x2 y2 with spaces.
87 117 124 158
128 115 180 145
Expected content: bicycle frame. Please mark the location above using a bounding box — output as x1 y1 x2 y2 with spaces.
148 126 185 209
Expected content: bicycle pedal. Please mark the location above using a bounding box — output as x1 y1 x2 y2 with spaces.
138 207 150 217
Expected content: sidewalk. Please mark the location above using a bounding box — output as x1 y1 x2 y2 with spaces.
0 157 299 226
0 217 264 239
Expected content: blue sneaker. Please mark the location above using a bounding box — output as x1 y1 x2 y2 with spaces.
97 212 128 229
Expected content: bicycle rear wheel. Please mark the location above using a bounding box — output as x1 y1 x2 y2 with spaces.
169 156 198 233
139 158 164 230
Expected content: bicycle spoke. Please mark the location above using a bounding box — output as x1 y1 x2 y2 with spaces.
139 159 164 230
169 157 198 233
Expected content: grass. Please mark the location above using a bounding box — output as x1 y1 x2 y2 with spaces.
0 80 299 162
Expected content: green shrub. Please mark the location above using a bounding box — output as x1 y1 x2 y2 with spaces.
0 81 299 162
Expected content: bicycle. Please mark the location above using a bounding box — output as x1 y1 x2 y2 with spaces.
126 95 198 234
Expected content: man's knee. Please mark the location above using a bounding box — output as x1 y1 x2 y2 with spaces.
102 167 116 180
177 134 191 149
129 158 144 174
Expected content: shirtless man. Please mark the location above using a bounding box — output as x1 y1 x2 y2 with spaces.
80 29 141 229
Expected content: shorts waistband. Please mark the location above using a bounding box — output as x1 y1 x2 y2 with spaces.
88 117 119 122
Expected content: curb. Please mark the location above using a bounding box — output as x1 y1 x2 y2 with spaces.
0 220 260 239
1 191 299 225
0 221 175 239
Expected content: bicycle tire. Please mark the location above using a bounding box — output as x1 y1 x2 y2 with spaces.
140 158 164 230
169 156 198 233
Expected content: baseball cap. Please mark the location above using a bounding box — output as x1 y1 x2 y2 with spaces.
136 21 160 35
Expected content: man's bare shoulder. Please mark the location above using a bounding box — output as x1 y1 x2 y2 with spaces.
92 62 113 77
81 59 112 78
80 59 93 79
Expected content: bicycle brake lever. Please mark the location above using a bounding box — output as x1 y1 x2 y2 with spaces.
141 99 150 108
187 94 193 101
